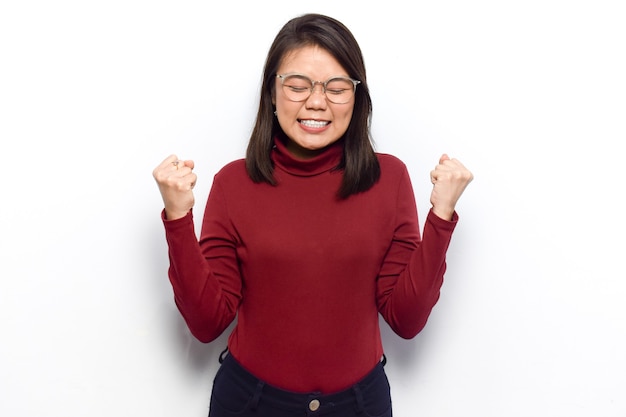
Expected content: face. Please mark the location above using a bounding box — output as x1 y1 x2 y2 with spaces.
273 45 355 159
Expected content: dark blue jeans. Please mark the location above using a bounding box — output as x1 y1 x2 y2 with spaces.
208 352 392 417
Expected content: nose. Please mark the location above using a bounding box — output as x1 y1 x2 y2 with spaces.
306 81 328 109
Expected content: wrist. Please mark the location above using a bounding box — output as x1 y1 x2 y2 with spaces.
431 206 454 221
164 208 189 221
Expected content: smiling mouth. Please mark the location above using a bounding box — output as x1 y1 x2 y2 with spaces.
298 119 330 128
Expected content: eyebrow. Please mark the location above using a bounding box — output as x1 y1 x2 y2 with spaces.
277 73 352 81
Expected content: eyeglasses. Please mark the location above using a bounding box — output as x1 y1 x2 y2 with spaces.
276 73 361 104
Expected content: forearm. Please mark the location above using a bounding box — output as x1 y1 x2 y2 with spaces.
163 211 238 342
378 209 457 338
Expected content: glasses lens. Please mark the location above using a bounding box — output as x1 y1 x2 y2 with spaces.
325 78 355 104
281 75 313 102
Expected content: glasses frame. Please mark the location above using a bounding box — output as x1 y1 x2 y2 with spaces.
276 73 361 104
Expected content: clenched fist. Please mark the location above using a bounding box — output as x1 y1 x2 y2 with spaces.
152 154 197 220
429 154 473 221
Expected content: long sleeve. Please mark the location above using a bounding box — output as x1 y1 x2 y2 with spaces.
163 177 242 343
376 167 458 339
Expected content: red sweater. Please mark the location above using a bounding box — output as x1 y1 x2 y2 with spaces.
163 137 457 393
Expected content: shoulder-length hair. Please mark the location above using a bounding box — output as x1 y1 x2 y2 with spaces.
245 13 380 199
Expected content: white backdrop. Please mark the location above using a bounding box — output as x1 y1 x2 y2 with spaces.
1 1 625 416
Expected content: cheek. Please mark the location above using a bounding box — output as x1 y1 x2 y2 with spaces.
337 107 355 124
277 99 303 116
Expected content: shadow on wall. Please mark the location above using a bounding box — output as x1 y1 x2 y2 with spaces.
171 317 235 375
379 315 432 370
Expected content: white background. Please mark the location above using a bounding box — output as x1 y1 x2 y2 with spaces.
1 1 625 416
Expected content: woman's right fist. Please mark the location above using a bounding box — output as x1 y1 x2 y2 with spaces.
152 154 197 220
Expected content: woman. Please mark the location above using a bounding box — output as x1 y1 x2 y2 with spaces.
153 13 473 417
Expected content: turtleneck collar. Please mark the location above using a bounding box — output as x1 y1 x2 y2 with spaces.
271 135 344 177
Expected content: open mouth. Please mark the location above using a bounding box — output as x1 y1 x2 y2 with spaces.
298 119 330 128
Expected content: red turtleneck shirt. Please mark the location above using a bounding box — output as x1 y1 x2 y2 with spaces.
162 138 457 393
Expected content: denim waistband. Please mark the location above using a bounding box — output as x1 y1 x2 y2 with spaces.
218 351 386 415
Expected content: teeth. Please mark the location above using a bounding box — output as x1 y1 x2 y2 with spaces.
300 119 329 128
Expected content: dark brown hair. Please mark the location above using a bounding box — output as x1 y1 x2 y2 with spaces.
245 13 380 199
